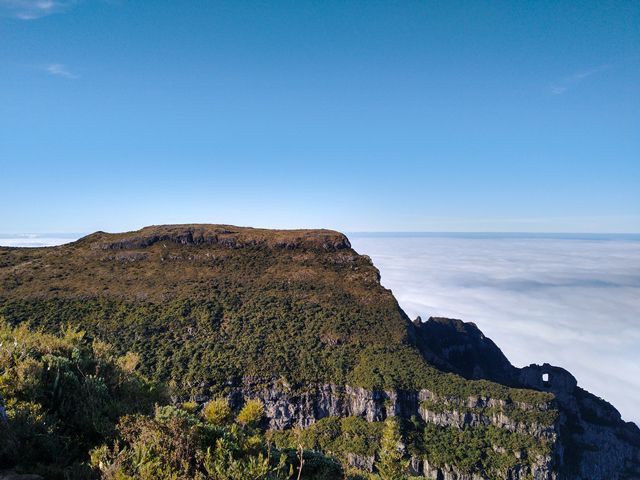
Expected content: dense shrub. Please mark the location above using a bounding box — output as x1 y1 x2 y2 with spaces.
237 398 265 427
91 404 345 480
269 416 383 460
420 423 552 476
202 397 232 425
0 321 166 478
375 418 408 480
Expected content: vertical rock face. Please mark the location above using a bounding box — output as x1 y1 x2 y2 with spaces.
228 382 393 429
414 318 640 480
412 317 520 386
220 378 557 479
519 364 640 479
216 318 640 480
410 458 553 480
227 379 553 435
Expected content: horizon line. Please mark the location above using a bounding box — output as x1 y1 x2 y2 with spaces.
1 230 640 237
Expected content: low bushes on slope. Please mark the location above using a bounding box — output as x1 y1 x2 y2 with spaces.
0 321 165 478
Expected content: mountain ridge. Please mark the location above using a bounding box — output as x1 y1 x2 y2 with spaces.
1 224 638 479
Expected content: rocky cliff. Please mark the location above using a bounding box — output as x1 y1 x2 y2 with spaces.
221 378 557 479
412 317 640 479
0 224 638 479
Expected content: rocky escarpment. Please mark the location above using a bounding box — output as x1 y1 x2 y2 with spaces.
208 378 557 479
200 356 639 479
415 318 640 480
84 224 352 252
412 317 519 385
519 364 640 479
213 379 554 435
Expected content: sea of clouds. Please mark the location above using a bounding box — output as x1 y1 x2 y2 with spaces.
0 234 81 248
350 233 640 425
2 233 638 424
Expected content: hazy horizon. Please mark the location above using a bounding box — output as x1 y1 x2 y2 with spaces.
2 230 640 248
2 230 640 237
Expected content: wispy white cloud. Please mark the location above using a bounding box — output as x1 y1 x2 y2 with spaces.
44 63 78 79
351 234 640 425
550 64 610 95
0 0 79 19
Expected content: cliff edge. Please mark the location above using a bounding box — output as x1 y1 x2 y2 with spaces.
0 225 638 479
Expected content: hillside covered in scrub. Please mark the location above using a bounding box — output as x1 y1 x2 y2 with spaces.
1 224 639 479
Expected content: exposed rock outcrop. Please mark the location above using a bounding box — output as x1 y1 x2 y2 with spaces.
84 224 351 252
519 364 640 479
218 379 553 435
201 378 557 479
412 318 640 480
412 317 519 385
211 320 640 479
409 458 542 480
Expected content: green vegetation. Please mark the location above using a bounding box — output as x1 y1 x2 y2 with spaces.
0 321 553 479
0 227 560 478
269 416 383 459
0 323 344 479
91 404 294 480
269 415 550 479
420 423 551 478
375 418 409 480
237 398 265 427
91 397 352 480
0 321 165 478
0 227 553 409
202 397 232 425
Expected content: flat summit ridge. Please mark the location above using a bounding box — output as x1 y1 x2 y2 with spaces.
79 224 352 252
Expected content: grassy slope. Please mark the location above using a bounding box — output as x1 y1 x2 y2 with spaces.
0 225 552 407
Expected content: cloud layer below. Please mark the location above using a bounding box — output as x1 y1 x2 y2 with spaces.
0 234 80 247
350 234 640 425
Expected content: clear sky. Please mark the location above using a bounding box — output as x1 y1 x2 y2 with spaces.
1 0 638 233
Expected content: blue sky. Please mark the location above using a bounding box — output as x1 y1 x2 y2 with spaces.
1 0 638 233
